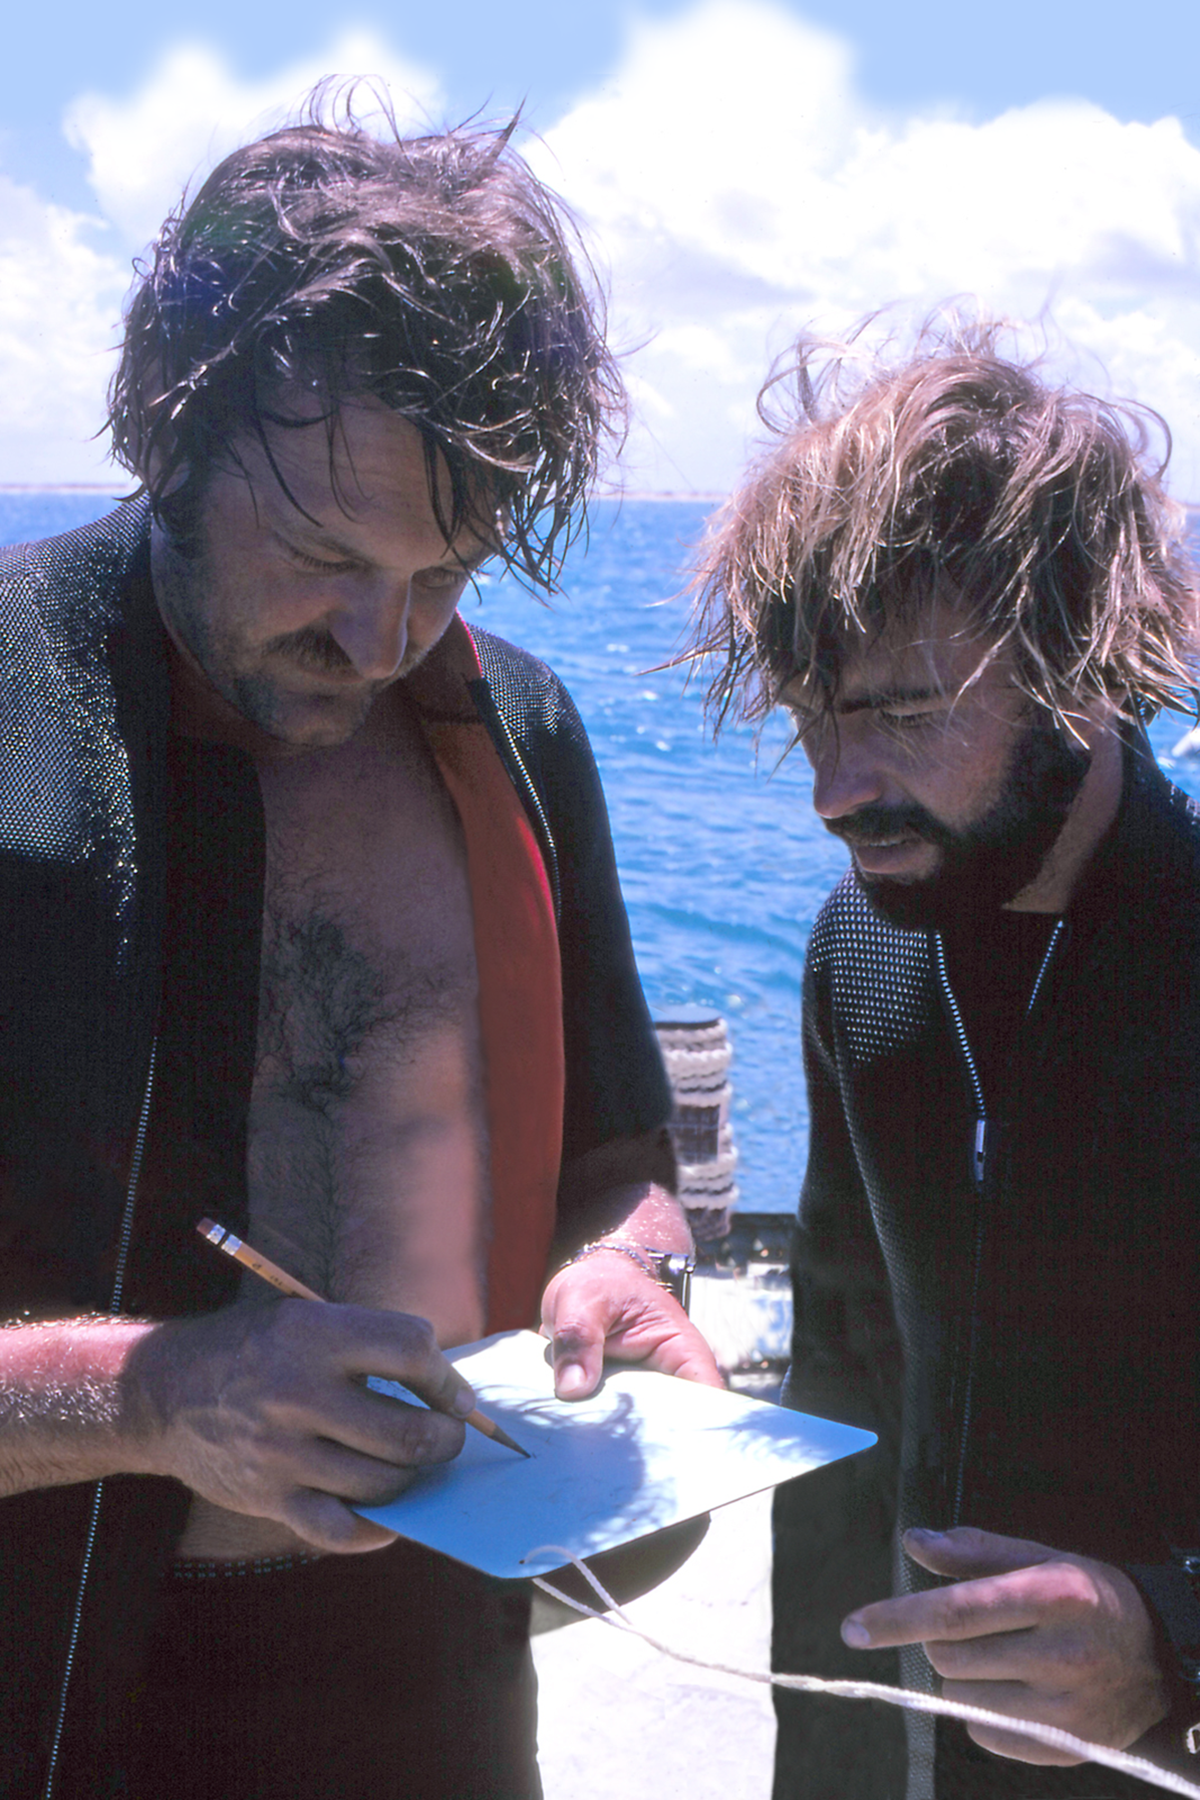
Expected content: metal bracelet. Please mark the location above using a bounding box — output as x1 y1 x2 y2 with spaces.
568 1240 660 1281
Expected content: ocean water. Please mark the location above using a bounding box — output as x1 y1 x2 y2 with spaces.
4 490 1199 1216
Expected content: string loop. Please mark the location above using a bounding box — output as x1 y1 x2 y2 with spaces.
531 1546 1200 1799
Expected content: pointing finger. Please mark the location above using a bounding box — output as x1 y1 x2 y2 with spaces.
842 1564 1090 1650
903 1525 1062 1578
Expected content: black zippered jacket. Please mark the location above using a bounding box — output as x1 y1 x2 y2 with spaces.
0 500 670 1796
777 735 1200 1796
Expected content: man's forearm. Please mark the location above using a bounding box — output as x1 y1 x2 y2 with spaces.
586 1183 694 1254
0 1317 161 1497
553 1126 687 1258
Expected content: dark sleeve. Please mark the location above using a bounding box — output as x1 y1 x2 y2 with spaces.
529 676 672 1171
1124 1561 1200 1747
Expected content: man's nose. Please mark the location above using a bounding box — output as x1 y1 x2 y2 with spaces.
808 732 886 820
326 578 411 679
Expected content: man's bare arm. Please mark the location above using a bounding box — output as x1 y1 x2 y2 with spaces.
0 1303 477 1553
0 1316 161 1496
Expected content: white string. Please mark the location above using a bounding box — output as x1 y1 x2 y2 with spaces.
530 1546 1200 1800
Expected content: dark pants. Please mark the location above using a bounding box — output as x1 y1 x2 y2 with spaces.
55 1538 541 1800
772 1455 906 1800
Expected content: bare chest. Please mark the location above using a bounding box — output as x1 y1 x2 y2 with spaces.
246 699 488 1334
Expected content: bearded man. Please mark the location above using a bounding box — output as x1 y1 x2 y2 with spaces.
0 103 720 1799
692 325 1200 1798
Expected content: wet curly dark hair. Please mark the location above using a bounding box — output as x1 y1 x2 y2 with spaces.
108 89 624 587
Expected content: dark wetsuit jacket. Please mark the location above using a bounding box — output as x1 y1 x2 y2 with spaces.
774 736 1200 1799
0 501 670 1795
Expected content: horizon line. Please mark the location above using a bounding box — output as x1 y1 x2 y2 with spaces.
0 481 732 501
2 483 1197 514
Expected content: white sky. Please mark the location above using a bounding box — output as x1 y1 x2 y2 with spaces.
3 0 1200 496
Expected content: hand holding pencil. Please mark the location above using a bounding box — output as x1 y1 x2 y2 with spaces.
196 1219 528 1458
122 1231 508 1555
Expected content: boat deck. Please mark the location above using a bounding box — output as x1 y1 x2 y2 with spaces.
533 1488 776 1798
534 1214 793 1796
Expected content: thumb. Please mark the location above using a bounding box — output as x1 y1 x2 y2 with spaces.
544 1299 607 1401
283 1489 400 1555
903 1524 1061 1579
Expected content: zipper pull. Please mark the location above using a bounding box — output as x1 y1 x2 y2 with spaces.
973 1116 990 1189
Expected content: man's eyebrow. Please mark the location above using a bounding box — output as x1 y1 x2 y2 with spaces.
275 518 370 559
277 520 494 572
835 685 949 715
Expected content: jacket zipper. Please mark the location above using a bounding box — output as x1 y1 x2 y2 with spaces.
462 667 562 920
42 1039 158 1800
935 924 1063 1525
935 934 988 1181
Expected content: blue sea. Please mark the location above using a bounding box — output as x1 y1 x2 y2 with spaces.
4 489 1198 1215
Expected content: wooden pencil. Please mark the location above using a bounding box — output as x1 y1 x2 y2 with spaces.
196 1217 530 1458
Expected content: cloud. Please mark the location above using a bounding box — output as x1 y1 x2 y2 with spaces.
0 177 127 482
4 0 1200 497
529 0 1200 496
0 30 442 482
63 32 443 255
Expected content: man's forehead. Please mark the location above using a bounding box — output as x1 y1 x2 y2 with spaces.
783 603 1001 708
209 400 499 561
228 398 423 497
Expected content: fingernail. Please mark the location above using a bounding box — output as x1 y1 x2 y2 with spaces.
452 1387 477 1418
557 1361 587 1396
906 1526 942 1541
841 1618 871 1648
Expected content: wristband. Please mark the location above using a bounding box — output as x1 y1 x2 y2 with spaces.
1126 1553 1200 1751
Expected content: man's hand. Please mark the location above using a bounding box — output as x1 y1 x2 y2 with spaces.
128 1300 477 1554
840 1525 1169 1764
540 1248 724 1400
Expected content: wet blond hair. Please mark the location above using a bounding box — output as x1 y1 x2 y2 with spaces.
691 316 1200 730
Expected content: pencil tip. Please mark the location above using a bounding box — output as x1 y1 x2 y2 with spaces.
494 1425 532 1458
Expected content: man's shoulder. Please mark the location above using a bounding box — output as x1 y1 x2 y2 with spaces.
1099 740 1200 929
1136 760 1200 867
464 621 586 744
806 872 933 1011
0 500 150 620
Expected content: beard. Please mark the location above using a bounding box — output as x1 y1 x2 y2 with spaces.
828 718 1093 932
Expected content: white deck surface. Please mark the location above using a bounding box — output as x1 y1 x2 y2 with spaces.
532 1489 776 1800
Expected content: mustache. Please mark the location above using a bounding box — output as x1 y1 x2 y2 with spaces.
265 626 358 673
263 627 429 682
823 802 954 849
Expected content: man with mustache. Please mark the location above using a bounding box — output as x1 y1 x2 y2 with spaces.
692 324 1200 1797
0 102 720 1798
